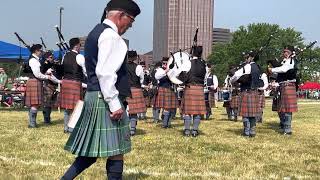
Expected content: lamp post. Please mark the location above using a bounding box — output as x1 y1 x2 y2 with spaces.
59 7 64 32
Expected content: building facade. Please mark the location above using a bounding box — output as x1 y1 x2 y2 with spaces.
153 0 214 62
212 28 232 46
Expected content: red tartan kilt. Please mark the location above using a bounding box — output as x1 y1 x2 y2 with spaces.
258 93 265 108
230 95 240 108
127 88 147 114
60 79 82 109
181 85 206 115
25 79 42 107
279 84 298 112
208 90 216 108
154 87 178 109
239 91 259 117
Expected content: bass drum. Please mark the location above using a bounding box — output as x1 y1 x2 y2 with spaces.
222 90 231 102
167 51 191 85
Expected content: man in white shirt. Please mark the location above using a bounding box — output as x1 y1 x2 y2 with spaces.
25 44 58 128
62 0 140 179
60 37 86 133
268 45 298 135
126 50 146 136
256 72 269 123
204 64 218 119
230 51 262 137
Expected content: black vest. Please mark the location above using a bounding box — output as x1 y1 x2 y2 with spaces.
276 58 297 82
23 55 37 78
158 69 171 88
63 51 83 81
206 75 214 86
188 58 206 85
240 63 262 91
41 60 56 85
85 23 131 98
127 62 141 88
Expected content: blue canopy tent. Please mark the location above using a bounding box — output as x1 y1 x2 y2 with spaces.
0 40 84 63
0 41 30 62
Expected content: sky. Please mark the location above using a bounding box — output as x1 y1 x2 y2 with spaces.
0 0 319 54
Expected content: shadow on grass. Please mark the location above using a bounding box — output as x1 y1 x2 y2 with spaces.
134 128 147 136
37 119 64 128
264 121 281 132
226 128 243 136
124 172 150 180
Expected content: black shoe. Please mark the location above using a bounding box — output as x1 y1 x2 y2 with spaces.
184 129 191 137
28 125 37 128
64 130 69 133
130 130 136 136
191 130 199 137
44 122 52 125
283 132 292 135
249 134 256 138
162 125 168 129
242 133 250 137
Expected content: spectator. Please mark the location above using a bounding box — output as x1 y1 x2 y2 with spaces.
0 68 8 90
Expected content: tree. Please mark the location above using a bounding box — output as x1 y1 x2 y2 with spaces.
208 23 308 85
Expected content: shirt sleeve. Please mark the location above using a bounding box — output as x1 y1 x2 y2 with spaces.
29 58 48 80
96 30 127 112
76 54 87 77
155 68 166 80
213 75 219 89
230 64 251 83
135 65 144 87
271 60 294 73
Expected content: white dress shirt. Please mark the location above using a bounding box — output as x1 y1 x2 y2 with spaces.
29 54 49 80
230 62 252 83
155 67 166 80
96 19 128 112
135 64 145 87
76 53 87 77
258 73 269 90
271 58 295 73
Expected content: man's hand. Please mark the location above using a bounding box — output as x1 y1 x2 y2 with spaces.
110 108 124 120
268 67 273 74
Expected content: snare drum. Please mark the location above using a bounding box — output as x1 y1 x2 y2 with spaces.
222 90 231 102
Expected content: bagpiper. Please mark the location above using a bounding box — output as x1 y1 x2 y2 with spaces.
180 46 207 137
268 45 298 135
126 50 147 136
230 51 263 137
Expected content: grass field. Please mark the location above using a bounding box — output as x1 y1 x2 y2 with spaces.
0 100 320 179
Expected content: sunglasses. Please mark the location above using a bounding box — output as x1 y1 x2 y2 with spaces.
123 12 135 22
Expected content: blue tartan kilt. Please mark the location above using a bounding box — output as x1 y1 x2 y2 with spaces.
64 91 131 157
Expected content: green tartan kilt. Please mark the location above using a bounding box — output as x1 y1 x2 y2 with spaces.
64 91 131 157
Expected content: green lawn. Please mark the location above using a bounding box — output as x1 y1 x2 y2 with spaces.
0 101 320 179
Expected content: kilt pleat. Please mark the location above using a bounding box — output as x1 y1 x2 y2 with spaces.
25 79 42 107
181 85 206 115
64 91 131 157
208 90 216 108
230 95 240 108
42 83 57 107
239 91 259 117
60 79 82 109
279 84 298 112
127 88 147 114
154 87 178 109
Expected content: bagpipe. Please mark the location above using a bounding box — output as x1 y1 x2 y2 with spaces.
54 25 70 61
13 32 32 75
229 31 276 78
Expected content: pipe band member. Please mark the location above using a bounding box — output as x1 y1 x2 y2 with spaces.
126 50 147 136
230 51 263 137
154 57 178 128
25 44 58 128
204 63 218 120
180 46 207 137
60 37 87 133
61 0 140 179
268 45 298 135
